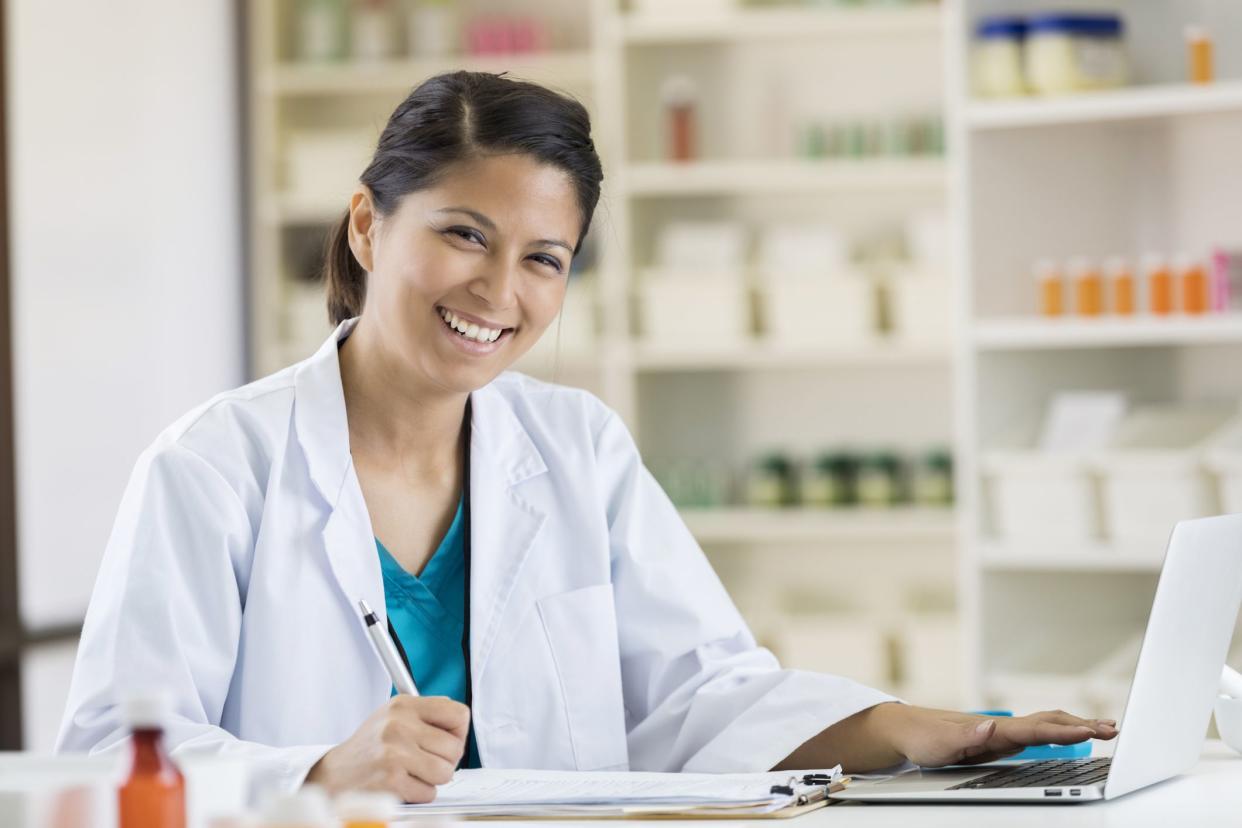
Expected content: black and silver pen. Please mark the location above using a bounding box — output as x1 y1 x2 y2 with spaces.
358 599 420 696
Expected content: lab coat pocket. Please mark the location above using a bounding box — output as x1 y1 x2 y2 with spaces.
537 583 630 771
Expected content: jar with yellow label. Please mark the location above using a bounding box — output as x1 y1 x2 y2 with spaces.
1025 13 1128 95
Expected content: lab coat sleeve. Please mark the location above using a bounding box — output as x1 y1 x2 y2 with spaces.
56 441 332 795
595 412 900 773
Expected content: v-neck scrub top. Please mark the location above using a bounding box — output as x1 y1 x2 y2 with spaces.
376 495 480 768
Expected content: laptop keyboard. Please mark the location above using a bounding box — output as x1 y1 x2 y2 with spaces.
948 758 1112 790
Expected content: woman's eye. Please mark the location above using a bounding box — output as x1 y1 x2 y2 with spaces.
447 227 483 245
532 254 564 273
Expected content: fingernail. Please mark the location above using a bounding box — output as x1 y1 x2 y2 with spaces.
975 720 993 735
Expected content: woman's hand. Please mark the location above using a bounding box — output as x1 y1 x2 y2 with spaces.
304 695 470 802
877 704 1118 768
774 702 1119 773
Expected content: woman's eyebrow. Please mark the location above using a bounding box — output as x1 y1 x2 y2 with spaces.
435 206 572 252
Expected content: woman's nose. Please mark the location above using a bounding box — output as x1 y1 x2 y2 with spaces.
469 261 518 309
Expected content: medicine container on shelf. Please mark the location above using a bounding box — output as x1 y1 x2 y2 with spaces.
1024 13 1128 95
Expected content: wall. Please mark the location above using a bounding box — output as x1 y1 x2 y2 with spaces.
6 0 244 750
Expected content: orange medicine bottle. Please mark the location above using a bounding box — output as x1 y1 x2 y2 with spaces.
1035 259 1065 317
1177 254 1210 315
118 695 185 828
1144 253 1175 315
1186 26 1213 84
1105 256 1135 316
336 791 400 828
1070 257 1104 316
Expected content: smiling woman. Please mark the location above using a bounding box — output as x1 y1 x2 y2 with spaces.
56 70 1114 805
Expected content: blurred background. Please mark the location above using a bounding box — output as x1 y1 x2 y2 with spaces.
4 0 1242 753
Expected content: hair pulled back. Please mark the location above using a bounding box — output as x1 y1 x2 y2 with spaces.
322 71 603 325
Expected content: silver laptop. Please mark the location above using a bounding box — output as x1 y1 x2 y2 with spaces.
832 514 1242 803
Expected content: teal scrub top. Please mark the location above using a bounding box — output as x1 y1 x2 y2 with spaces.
376 496 481 768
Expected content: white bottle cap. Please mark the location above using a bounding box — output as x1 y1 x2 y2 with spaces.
335 790 400 822
260 785 334 828
1141 252 1166 272
660 74 698 106
1066 256 1092 277
1103 256 1128 275
120 691 172 729
1032 258 1060 280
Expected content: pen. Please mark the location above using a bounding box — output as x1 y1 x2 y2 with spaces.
358 599 419 696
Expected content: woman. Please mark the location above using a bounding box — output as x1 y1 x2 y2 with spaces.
57 72 1115 802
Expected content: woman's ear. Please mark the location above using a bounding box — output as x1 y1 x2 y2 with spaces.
347 185 378 273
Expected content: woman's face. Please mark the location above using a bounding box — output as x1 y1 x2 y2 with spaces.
349 153 581 394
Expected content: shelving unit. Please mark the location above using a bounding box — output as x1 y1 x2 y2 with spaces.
948 0 1242 715
243 0 957 705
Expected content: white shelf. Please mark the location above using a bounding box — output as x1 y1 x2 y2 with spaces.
980 541 1165 573
681 507 957 545
261 50 595 96
632 341 950 372
620 6 942 44
966 80 1242 131
625 158 946 196
973 315 1242 351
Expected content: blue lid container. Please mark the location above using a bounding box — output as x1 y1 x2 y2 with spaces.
975 16 1028 40
1027 13 1124 38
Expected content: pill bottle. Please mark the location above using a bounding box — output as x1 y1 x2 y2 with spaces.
661 75 698 163
336 791 400 828
1143 254 1174 315
1034 258 1065 317
1176 254 1210 315
1185 26 1213 84
258 787 334 828
1104 256 1135 316
118 693 186 828
1069 257 1104 316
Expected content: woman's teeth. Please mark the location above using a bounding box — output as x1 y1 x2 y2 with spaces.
440 308 503 343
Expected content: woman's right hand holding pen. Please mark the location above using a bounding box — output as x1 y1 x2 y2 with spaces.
304 695 470 802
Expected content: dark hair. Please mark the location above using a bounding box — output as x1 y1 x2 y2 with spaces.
322 71 604 325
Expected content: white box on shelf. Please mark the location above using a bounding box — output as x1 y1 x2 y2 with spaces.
756 223 847 275
283 128 375 204
982 451 1099 543
655 221 748 272
1095 406 1232 545
1204 417 1242 514
639 267 751 346
773 614 890 690
888 267 952 348
759 270 874 348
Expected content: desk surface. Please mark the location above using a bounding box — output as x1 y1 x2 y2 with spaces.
434 742 1242 828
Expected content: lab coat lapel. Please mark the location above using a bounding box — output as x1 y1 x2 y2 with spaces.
293 319 386 628
469 383 548 680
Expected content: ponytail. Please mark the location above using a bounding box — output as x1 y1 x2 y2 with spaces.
322 211 367 325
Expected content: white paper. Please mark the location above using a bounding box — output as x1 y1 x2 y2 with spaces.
396 767 843 817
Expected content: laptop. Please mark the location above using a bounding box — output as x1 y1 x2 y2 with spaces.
831 513 1242 803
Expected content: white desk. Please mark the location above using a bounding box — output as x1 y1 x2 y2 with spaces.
439 742 1242 828
6 742 1241 827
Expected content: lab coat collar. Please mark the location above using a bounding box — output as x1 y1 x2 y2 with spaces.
292 316 550 506
292 317 358 508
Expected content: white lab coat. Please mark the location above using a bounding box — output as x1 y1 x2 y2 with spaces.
57 318 897 796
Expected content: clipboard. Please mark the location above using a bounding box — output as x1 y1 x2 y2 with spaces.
461 778 851 821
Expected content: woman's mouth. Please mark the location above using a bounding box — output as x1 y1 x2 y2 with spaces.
436 306 514 355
